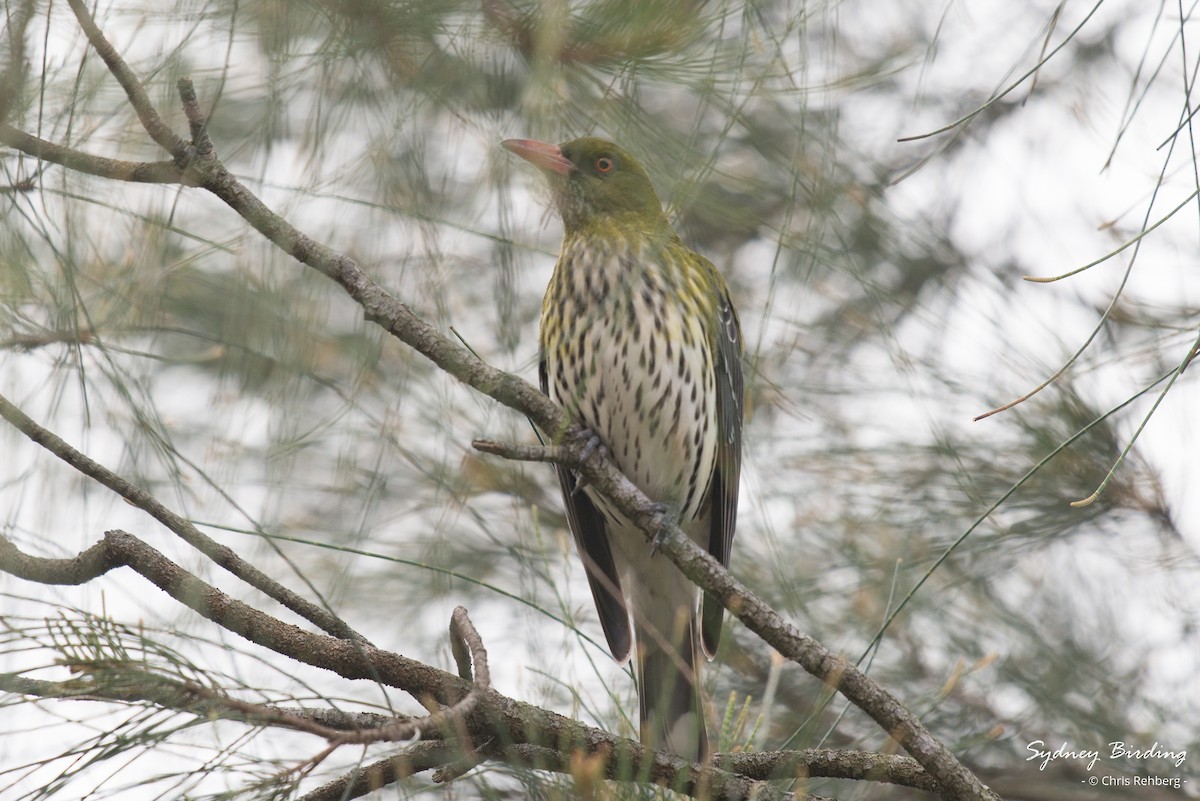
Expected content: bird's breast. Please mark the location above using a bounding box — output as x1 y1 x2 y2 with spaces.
541 235 718 523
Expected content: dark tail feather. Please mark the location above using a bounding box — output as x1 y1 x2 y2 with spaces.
636 616 708 762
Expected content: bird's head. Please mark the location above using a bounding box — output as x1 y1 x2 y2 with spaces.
502 136 668 235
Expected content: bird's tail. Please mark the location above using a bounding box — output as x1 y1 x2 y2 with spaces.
635 603 708 762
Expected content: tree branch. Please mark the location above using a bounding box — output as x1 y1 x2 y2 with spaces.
0 667 417 740
296 744 468 801
718 749 939 793
0 529 801 801
472 438 574 465
3 657 923 800
0 123 190 183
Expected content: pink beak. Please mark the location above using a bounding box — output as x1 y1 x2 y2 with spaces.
502 139 576 176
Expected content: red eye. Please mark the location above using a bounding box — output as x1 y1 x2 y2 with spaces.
595 157 614 173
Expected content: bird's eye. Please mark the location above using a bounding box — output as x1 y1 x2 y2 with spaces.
595 157 614 174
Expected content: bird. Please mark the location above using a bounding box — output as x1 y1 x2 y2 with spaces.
502 136 743 761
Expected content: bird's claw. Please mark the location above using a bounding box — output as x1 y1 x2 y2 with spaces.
577 430 606 465
569 426 609 496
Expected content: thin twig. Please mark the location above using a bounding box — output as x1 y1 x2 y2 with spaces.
976 72 1194 425
1022 190 1198 284
897 0 1105 142
177 77 213 157
449 606 485 684
471 438 573 465
1070 328 1200 507
0 176 36 193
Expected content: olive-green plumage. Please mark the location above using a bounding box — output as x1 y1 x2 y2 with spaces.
503 136 743 761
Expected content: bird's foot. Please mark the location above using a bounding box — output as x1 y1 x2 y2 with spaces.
576 429 607 465
567 426 609 496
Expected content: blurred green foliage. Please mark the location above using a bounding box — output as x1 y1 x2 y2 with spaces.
2 0 1197 799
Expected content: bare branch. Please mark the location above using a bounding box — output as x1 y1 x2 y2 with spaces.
0 124 189 183
0 530 802 800
472 437 573 465
0 665 421 741
0 533 490 750
176 77 213 157
449 605 488 686
717 749 939 793
0 327 94 350
0 533 121 584
0 528 472 710
1 661 929 800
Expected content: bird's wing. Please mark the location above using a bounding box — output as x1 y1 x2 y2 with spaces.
540 353 633 663
702 284 743 657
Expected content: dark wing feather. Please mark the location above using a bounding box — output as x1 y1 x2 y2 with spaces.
541 353 632 663
701 286 743 658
